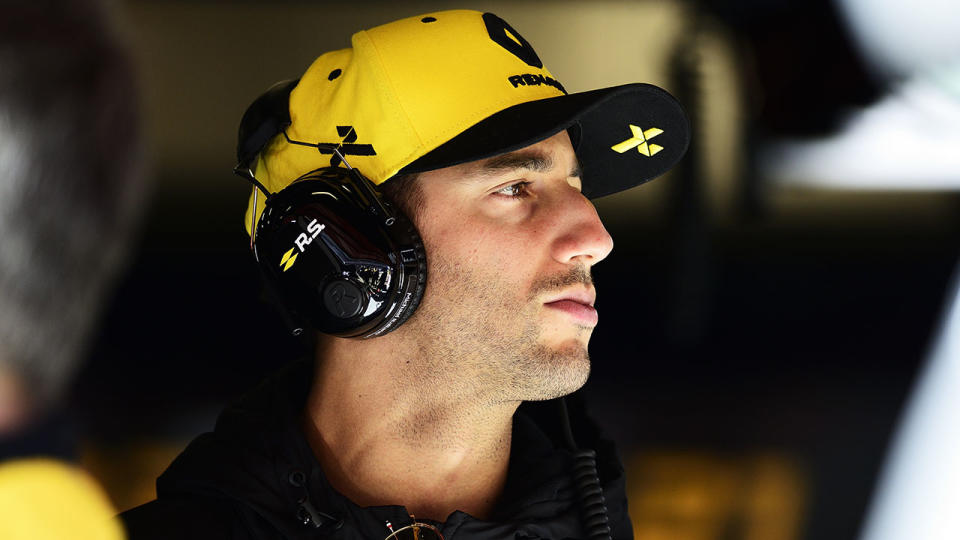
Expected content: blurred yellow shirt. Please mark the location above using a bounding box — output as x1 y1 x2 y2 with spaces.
0 458 124 540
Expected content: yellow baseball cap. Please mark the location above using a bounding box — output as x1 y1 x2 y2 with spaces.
242 9 689 235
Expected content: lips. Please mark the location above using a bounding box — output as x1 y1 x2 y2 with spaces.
543 289 598 326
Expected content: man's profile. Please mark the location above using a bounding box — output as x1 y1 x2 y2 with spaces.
122 9 688 539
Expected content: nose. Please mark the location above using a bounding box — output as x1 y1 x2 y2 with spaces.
549 187 614 266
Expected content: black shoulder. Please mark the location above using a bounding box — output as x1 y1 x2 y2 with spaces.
120 496 275 540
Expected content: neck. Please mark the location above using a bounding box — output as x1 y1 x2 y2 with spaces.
303 335 519 521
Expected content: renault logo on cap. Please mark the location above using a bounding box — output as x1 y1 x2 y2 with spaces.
611 125 664 156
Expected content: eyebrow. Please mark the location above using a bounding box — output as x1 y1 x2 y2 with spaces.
470 150 583 180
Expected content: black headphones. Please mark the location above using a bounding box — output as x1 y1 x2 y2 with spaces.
234 80 427 338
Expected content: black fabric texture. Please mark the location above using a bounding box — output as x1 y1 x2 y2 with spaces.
120 358 633 539
397 83 690 200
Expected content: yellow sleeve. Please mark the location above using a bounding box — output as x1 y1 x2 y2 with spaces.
0 458 125 540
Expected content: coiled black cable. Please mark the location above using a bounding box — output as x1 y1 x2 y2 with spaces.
559 398 612 540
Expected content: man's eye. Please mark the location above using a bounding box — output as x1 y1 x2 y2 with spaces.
494 181 531 198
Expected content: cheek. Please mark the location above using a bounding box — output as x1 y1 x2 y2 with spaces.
433 223 538 277
415 195 545 294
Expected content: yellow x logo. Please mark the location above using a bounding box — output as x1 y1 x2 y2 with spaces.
611 125 664 156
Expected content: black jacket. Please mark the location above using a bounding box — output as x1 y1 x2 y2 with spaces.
121 359 633 539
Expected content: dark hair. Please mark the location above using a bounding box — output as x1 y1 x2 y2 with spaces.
378 172 423 222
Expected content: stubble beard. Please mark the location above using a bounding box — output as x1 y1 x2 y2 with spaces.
398 256 593 405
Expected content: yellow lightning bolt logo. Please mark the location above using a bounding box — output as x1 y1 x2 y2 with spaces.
279 248 298 272
611 125 664 156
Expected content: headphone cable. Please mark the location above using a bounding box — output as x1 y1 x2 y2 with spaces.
559 397 613 540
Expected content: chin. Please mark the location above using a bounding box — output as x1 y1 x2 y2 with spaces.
557 343 592 393
521 341 591 401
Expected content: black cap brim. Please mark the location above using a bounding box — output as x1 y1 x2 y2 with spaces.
398 83 690 199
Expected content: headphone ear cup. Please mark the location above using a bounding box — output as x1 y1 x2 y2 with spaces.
253 168 426 338
373 211 427 333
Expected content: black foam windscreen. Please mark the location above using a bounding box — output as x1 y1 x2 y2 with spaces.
236 78 299 168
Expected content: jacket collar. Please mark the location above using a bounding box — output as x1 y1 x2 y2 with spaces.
157 358 626 539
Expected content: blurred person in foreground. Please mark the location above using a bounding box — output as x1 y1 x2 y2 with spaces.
122 10 688 540
0 0 148 538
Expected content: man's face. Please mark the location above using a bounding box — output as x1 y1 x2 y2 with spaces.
395 131 614 403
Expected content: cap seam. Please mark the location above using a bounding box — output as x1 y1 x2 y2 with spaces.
363 17 566 181
357 28 425 182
